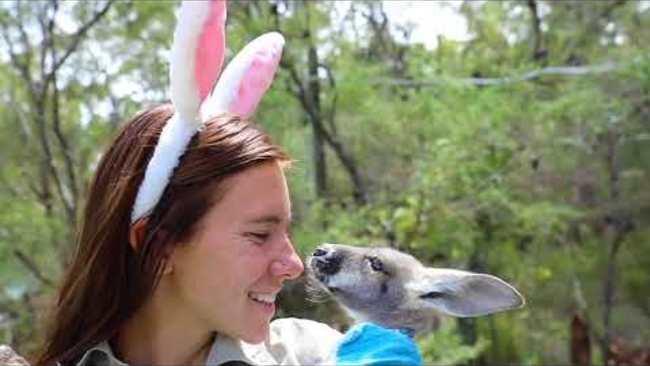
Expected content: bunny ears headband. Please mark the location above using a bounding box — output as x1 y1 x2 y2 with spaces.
131 0 284 222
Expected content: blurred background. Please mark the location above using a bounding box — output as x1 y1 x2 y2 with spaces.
1 1 649 364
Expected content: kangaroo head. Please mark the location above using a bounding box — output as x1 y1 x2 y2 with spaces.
307 243 525 334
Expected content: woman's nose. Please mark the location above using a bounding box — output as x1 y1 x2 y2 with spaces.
271 239 304 280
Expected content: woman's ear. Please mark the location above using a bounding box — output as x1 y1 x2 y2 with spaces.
128 217 149 251
130 219 175 275
162 257 174 275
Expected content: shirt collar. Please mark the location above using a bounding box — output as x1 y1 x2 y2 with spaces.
76 341 128 366
207 333 276 365
76 334 276 366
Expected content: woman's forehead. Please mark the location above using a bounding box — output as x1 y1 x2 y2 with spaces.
208 162 291 220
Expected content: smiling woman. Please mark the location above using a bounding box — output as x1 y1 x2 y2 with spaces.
32 1 427 364
34 105 342 366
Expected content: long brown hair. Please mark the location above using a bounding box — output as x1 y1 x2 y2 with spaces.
35 104 289 366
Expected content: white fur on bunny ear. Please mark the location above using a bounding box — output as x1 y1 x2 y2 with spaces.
171 0 226 124
132 0 226 223
200 32 285 121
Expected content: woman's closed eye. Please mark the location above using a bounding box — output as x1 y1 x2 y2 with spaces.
245 231 271 243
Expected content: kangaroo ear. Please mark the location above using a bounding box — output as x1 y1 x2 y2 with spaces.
408 269 525 317
200 32 284 121
170 0 226 123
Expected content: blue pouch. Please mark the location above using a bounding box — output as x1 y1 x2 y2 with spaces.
336 323 423 366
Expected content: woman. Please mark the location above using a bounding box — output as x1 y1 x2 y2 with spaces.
35 1 422 364
35 106 349 365
35 108 421 366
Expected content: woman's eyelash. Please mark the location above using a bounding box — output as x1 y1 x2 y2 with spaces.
246 232 270 241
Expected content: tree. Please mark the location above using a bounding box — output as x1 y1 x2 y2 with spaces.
0 0 175 353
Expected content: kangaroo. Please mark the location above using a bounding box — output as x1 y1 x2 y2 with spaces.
307 243 525 335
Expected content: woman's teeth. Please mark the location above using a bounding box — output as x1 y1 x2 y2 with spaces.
249 292 276 304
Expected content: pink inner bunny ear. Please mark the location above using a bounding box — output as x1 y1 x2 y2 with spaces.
171 0 228 123
229 46 282 117
195 0 227 101
200 32 285 121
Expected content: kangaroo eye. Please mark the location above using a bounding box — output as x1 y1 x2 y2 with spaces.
367 256 384 272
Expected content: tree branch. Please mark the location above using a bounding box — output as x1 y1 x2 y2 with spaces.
15 2 35 80
281 56 368 204
13 249 55 288
318 63 339 138
0 19 35 95
526 0 547 61
39 0 79 219
32 99 73 218
282 56 324 130
51 69 78 224
374 62 619 87
44 0 114 87
39 0 59 86
21 169 45 202
43 2 78 223
600 126 635 364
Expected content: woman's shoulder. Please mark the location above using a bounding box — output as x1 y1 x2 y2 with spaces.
266 318 343 365
270 317 343 339
208 318 343 365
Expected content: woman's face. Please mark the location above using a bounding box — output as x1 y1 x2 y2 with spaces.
166 161 304 343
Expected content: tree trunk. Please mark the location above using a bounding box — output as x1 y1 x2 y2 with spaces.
571 314 592 366
280 1 368 205
306 37 328 199
312 121 328 199
527 0 547 62
458 211 491 366
600 127 633 365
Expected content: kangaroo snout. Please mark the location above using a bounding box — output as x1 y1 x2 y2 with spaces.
310 245 343 276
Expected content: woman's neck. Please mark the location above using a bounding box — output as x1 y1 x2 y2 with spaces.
112 292 215 366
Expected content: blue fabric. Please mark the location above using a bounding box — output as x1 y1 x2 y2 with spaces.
336 323 423 366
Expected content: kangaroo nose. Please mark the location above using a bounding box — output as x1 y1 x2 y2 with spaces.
311 246 342 275
312 248 328 257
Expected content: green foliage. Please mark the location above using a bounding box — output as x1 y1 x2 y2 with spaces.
419 321 489 365
1 0 649 364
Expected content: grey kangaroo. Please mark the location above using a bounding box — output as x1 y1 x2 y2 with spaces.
307 243 525 335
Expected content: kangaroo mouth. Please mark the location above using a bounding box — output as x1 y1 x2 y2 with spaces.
309 260 331 283
312 273 340 294
314 272 327 283
307 256 340 293
326 286 340 293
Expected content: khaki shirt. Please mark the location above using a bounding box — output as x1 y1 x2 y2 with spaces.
76 318 343 366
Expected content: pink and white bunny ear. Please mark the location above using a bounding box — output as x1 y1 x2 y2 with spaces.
170 0 226 123
132 0 226 223
200 32 285 121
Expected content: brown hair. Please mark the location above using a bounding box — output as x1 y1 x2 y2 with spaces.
35 104 289 366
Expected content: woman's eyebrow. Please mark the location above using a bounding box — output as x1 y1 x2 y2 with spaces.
245 214 292 225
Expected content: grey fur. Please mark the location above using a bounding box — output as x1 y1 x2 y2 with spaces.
307 243 525 335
